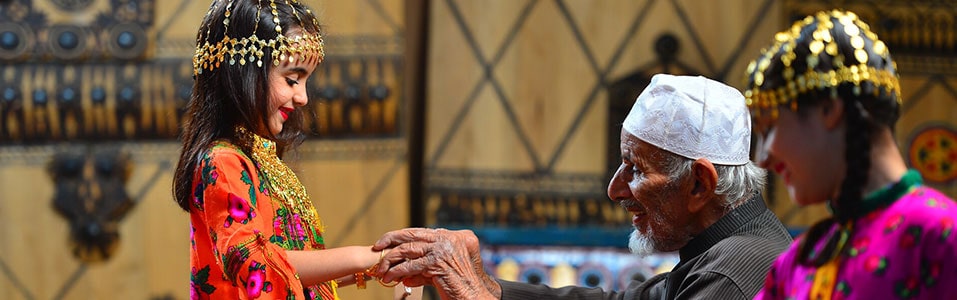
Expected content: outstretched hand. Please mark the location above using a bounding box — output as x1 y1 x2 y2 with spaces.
371 228 501 300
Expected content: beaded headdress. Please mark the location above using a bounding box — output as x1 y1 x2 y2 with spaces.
193 0 325 76
744 10 901 120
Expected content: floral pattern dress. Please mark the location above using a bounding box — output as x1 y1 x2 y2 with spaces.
756 186 957 300
189 141 338 299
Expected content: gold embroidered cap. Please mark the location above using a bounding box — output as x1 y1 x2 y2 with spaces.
744 10 901 120
193 0 325 76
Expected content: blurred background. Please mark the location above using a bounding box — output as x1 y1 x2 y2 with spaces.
0 0 954 299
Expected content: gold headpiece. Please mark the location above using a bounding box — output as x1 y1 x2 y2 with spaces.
193 0 325 76
744 10 901 120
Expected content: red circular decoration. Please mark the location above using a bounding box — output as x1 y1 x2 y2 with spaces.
908 126 957 183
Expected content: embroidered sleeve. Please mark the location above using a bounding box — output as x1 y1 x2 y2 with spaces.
910 192 957 298
196 148 303 299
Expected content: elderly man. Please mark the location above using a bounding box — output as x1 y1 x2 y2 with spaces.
374 74 792 299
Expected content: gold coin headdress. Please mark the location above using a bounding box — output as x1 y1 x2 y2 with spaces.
193 0 325 76
744 10 901 120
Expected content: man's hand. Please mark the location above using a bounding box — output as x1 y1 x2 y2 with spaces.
372 228 502 300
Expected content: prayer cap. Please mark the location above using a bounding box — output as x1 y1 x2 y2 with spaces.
622 74 751 165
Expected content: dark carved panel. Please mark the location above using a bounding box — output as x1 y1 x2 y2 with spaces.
49 147 134 263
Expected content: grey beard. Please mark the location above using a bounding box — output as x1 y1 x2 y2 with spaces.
628 229 657 257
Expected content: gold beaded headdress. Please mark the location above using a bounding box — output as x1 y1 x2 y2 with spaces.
193 0 325 76
744 10 901 120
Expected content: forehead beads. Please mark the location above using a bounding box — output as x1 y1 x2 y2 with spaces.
192 0 324 76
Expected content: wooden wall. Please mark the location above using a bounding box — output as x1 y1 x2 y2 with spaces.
1 0 955 299
423 0 790 240
424 0 957 238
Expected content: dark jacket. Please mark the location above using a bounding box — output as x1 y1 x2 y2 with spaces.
499 195 792 299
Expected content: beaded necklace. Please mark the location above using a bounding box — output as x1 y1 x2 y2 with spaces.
236 126 325 248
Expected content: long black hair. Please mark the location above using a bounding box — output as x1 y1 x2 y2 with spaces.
746 10 901 266
172 0 322 211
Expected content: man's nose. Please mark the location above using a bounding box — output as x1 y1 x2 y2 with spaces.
606 165 629 202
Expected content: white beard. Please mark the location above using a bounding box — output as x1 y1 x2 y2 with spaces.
628 229 657 257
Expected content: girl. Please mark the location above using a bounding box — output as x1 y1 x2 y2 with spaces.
745 10 957 299
173 1 409 299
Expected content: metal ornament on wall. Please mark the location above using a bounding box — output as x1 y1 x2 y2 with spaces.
0 0 153 62
0 45 403 143
0 22 34 60
49 147 135 263
106 22 148 60
305 45 402 138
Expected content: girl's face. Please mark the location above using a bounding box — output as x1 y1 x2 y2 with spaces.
754 102 846 206
266 39 318 136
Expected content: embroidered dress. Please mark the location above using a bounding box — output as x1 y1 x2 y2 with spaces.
189 128 338 300
756 171 957 300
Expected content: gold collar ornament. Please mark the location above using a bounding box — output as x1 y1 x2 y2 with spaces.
193 0 325 76
744 10 901 120
236 126 325 247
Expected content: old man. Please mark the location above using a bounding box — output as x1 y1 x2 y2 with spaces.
375 74 792 299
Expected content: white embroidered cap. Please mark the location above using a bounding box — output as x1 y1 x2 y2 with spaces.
622 74 751 165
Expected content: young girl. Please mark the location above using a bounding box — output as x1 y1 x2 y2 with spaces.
173 1 408 299
745 10 957 299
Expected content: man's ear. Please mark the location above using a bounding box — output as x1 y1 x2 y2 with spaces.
688 158 718 213
821 97 845 130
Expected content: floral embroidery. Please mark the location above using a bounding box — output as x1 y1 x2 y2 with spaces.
209 228 218 244
940 217 953 242
193 154 220 210
899 225 923 249
222 244 251 282
926 198 949 209
884 214 904 234
242 261 273 298
191 265 216 299
894 276 920 299
755 187 957 300
225 193 255 227
190 226 197 250
834 280 851 300
863 255 888 276
846 237 870 257
241 169 257 207
189 140 337 299
921 259 941 287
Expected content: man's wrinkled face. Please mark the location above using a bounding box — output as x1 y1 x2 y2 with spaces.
607 130 694 256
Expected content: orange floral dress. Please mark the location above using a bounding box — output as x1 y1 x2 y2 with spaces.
188 134 338 299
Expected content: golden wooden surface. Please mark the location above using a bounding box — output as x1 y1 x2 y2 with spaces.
1 1 955 299
0 0 408 299
425 0 956 231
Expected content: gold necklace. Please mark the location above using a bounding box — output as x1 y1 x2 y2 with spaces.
236 127 325 248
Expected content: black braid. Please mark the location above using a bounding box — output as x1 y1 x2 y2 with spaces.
797 85 874 266
835 87 873 223
796 216 837 266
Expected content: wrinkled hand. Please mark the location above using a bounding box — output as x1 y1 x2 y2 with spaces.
372 228 501 300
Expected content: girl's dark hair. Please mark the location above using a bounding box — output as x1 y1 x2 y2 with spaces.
172 0 322 211
745 10 901 266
